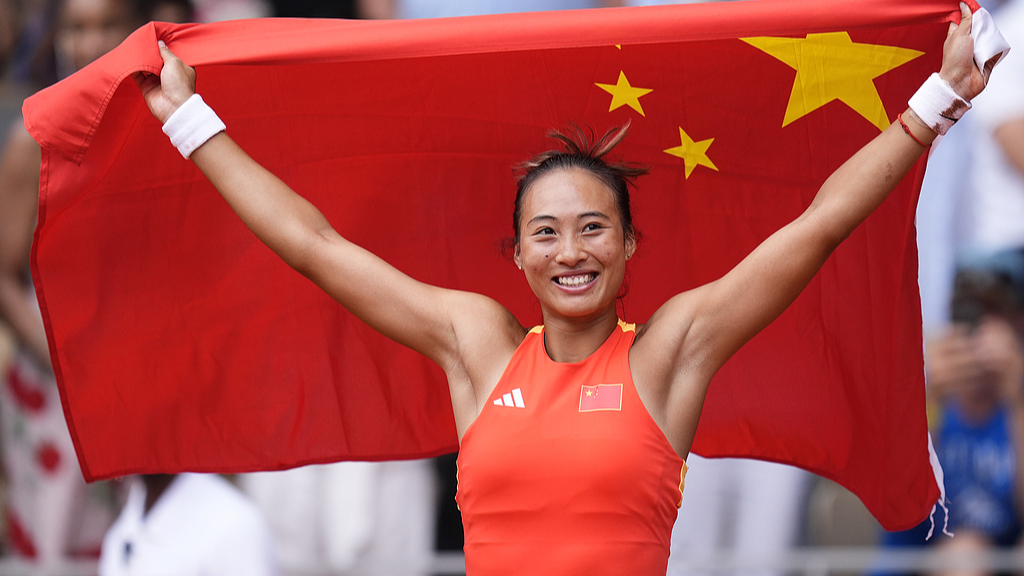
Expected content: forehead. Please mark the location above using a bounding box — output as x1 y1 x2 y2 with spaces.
521 168 618 222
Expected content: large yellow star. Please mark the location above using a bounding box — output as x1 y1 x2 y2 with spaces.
664 128 718 179
741 32 923 131
595 71 653 116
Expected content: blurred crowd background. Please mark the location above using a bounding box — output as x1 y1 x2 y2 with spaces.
0 0 1022 574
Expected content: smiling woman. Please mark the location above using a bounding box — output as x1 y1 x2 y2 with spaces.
133 4 987 572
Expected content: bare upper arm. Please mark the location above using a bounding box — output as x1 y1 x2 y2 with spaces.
636 211 834 383
299 230 526 431
302 229 522 366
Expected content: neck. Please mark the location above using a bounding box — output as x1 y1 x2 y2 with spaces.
541 308 619 363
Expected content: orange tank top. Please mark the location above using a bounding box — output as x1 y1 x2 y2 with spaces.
456 320 687 576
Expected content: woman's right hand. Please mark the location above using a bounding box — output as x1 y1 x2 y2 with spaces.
133 42 197 124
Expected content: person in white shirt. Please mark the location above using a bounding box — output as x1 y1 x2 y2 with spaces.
99 474 278 576
966 0 1024 254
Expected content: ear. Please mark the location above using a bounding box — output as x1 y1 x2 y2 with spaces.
514 244 523 270
625 233 637 260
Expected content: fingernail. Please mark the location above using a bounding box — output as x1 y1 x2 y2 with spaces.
158 40 167 48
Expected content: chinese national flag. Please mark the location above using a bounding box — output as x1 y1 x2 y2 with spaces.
24 0 966 530
580 384 623 412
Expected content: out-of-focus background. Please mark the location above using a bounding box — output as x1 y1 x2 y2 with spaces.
1 0 1024 574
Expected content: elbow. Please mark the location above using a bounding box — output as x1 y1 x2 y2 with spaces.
798 205 851 255
291 224 351 287
275 224 331 279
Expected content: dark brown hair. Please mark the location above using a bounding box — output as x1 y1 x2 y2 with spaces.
510 124 648 248
952 270 1023 327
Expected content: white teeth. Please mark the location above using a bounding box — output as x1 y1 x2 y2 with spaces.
556 274 595 287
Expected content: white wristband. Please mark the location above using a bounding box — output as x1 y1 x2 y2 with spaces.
162 94 226 159
908 73 970 136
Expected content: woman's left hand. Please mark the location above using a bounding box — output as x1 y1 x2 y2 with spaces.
940 2 988 102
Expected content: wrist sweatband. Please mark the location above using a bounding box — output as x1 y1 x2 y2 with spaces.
162 94 226 159
908 73 970 136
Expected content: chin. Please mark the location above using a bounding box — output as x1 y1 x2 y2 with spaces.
547 298 617 321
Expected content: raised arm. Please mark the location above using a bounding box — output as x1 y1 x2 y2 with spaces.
633 3 987 454
136 45 524 425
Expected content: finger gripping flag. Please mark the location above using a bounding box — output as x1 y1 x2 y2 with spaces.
24 0 970 531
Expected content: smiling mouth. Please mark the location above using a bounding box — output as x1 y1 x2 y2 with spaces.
554 273 597 287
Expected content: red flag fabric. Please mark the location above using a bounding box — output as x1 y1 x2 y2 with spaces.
24 0 967 530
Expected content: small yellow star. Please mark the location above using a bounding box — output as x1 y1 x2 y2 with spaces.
595 71 653 116
741 32 923 131
664 128 718 179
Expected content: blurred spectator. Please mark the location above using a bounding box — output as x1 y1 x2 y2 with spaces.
2 0 50 90
667 456 810 576
240 459 436 575
99 474 278 576
917 0 1016 334
927 251 1024 574
18 0 146 90
964 0 1024 254
0 0 150 567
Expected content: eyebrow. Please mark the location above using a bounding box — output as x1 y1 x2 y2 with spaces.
526 215 557 226
526 211 611 226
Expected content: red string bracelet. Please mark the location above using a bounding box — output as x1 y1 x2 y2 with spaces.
898 113 928 147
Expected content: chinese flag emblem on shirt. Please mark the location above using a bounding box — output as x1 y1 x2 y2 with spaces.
23 0 974 530
580 384 623 412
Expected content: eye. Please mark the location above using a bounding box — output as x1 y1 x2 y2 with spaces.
583 223 604 233
532 226 555 236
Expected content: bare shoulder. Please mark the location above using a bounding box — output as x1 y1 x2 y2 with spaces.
447 290 526 359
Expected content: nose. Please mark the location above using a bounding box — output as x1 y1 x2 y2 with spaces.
554 233 588 267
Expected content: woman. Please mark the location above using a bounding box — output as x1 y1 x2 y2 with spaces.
136 4 986 573
0 0 147 564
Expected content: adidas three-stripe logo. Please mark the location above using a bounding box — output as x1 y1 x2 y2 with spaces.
493 388 525 408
